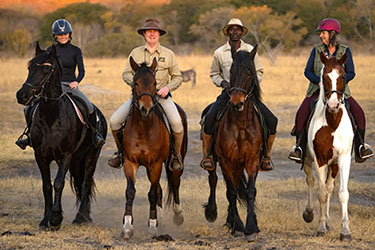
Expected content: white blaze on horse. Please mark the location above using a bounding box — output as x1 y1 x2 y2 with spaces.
303 52 354 241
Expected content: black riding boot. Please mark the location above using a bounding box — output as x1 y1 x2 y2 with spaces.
15 136 30 150
88 112 105 148
288 130 306 164
15 106 32 150
108 129 124 168
355 129 374 163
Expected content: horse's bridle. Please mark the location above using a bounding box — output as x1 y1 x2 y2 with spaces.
22 62 63 104
230 84 255 102
323 89 345 105
133 91 159 112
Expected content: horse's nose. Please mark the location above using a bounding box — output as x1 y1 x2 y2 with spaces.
16 88 28 105
236 102 244 111
140 106 150 116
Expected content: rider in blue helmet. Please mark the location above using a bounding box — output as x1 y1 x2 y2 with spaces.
16 19 105 150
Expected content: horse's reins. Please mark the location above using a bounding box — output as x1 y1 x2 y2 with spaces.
230 84 255 102
133 91 160 111
323 89 345 105
22 62 64 104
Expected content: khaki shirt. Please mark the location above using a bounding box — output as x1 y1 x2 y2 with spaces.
210 40 263 87
122 44 182 92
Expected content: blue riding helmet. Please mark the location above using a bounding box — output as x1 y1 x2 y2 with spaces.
52 19 72 36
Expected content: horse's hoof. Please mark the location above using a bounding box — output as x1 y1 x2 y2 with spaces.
148 219 158 236
121 229 133 240
38 224 49 231
303 210 314 223
50 223 62 231
340 233 352 241
39 219 49 231
173 212 184 226
316 231 326 237
233 231 244 238
204 204 217 223
246 232 258 242
72 213 92 225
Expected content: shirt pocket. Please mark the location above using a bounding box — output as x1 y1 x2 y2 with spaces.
156 63 169 84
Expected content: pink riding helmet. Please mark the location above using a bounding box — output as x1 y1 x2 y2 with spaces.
316 18 341 34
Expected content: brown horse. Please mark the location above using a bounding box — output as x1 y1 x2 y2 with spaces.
120 57 188 239
204 45 263 242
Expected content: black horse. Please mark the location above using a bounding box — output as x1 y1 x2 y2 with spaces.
16 42 107 230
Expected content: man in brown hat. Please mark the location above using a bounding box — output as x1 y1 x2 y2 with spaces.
108 18 184 170
200 18 278 171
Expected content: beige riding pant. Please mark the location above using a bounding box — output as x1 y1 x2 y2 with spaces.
110 96 183 133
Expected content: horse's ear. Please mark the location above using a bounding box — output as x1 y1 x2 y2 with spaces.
249 44 258 60
150 57 157 72
36 41 43 55
320 51 328 64
338 53 347 65
231 44 237 60
130 56 139 72
49 44 57 59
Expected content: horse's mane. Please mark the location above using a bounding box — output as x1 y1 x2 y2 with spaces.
230 50 262 104
28 48 62 77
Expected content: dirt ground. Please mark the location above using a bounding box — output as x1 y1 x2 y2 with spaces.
1 122 375 250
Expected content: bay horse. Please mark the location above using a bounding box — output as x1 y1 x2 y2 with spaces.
16 43 107 230
303 52 354 241
120 57 187 239
204 45 263 242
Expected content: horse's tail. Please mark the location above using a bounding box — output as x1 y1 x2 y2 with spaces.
237 174 248 207
165 164 175 206
69 156 97 206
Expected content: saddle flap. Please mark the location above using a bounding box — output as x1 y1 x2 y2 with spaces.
66 93 89 127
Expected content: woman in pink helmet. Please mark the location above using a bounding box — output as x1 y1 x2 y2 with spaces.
288 18 373 164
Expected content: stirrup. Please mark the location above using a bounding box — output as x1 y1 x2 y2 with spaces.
93 132 105 148
200 154 215 171
107 152 123 169
260 157 274 171
288 146 303 162
359 144 374 159
170 154 183 171
15 134 30 150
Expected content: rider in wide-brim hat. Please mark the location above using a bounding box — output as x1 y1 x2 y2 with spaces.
222 18 248 36
137 18 166 36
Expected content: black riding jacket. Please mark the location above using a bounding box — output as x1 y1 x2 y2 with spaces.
48 41 85 83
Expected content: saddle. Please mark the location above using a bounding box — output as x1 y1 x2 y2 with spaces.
65 94 90 127
200 101 269 158
292 99 358 169
25 94 90 128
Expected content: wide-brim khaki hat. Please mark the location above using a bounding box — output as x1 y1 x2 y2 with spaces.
223 18 248 36
137 18 166 36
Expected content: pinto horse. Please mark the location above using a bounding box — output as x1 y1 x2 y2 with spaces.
16 43 107 230
120 57 187 239
303 52 354 241
204 46 263 242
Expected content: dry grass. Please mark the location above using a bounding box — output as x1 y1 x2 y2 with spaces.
0 176 374 249
1 53 375 249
